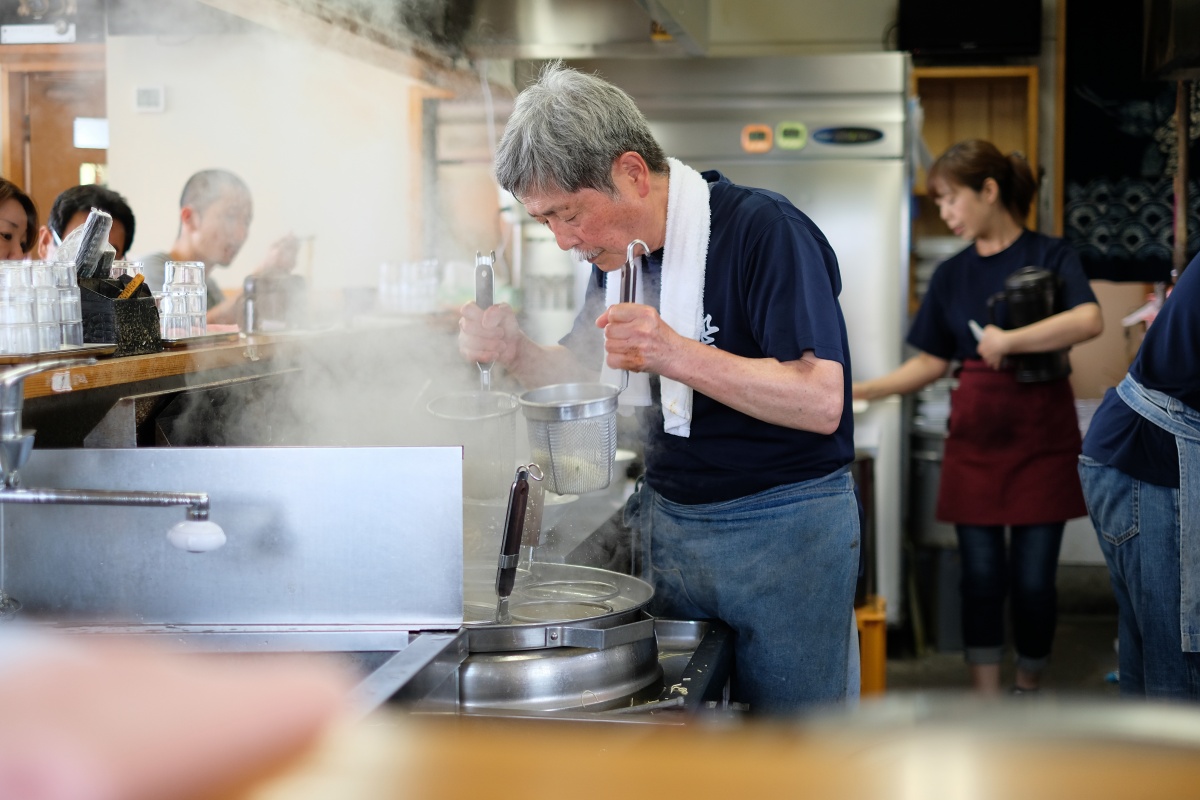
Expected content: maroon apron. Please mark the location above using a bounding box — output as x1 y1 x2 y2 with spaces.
936 360 1087 526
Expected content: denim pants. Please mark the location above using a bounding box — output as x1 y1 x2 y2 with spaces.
1081 372 1200 699
956 523 1065 670
628 466 860 715
1079 456 1200 698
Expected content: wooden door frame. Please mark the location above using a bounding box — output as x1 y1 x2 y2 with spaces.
1054 0 1066 236
0 44 104 188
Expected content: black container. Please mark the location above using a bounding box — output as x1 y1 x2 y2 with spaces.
987 266 1070 383
80 276 163 357
898 0 1042 60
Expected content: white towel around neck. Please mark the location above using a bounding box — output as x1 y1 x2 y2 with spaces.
600 157 710 438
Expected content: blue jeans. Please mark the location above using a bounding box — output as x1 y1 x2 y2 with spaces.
956 523 1065 671
1079 455 1200 699
628 466 860 715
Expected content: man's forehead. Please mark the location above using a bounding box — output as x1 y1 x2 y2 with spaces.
520 189 568 215
520 186 594 217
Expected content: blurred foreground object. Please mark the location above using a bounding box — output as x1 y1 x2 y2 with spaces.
232 696 1200 800
0 629 349 800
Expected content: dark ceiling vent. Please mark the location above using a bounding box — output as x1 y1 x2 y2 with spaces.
105 0 473 63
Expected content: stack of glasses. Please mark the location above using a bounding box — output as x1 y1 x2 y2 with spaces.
378 259 440 315
157 261 207 339
109 261 143 280
0 261 83 355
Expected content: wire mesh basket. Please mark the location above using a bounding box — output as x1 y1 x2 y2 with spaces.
518 382 620 495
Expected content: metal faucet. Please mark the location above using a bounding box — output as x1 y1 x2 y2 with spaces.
0 358 226 556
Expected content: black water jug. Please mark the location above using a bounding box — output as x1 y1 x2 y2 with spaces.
986 266 1071 383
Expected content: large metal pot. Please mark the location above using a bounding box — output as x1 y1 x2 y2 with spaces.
460 562 661 712
459 636 660 712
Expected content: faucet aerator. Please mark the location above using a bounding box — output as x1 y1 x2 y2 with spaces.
167 519 227 553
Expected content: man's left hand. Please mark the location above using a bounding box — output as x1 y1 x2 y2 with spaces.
596 302 681 375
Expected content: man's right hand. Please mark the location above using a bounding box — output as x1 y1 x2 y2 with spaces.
255 233 301 276
458 301 522 368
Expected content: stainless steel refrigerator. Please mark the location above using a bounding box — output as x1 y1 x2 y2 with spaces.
563 54 912 621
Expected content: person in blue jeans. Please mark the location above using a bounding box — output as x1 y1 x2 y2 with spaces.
1079 251 1200 699
457 63 860 714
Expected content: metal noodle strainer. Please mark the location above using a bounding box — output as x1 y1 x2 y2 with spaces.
518 240 647 495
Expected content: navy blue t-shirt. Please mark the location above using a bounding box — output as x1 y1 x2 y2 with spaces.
1082 252 1200 487
908 230 1097 362
559 171 855 505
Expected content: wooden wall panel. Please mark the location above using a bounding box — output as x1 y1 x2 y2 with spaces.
912 66 1040 227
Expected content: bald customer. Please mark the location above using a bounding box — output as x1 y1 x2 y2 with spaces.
138 169 298 324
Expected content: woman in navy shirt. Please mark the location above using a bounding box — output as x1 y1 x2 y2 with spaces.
855 140 1103 694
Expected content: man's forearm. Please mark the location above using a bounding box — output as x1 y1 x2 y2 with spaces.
507 337 596 389
659 340 844 434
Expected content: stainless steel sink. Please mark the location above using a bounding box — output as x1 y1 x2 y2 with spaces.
4 446 463 627
3 445 469 716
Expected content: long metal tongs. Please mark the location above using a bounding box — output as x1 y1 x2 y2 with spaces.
475 250 496 392
617 239 648 392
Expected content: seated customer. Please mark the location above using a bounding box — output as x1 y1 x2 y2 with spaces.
0 178 38 260
137 169 298 325
35 184 136 261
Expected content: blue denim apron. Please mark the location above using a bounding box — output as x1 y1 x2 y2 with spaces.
626 465 860 713
1117 374 1200 651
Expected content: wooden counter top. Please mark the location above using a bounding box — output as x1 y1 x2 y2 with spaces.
21 337 291 400
19 316 458 404
221 707 1200 800
17 319 465 448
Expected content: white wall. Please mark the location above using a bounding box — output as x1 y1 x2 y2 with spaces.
105 31 419 295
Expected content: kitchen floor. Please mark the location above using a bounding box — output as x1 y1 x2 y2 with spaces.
885 564 1121 697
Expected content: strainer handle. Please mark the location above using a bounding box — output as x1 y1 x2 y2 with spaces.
475 250 495 392
495 465 530 623
475 250 494 312
618 240 648 393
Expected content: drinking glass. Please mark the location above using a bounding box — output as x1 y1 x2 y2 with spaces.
109 261 144 280
379 259 440 314
164 261 207 337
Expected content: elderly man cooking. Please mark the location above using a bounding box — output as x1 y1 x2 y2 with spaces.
458 63 859 714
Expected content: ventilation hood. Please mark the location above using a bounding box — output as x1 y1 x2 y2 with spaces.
187 0 709 80
462 0 711 58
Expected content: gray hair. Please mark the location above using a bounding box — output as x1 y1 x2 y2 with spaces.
180 169 250 213
494 62 667 199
